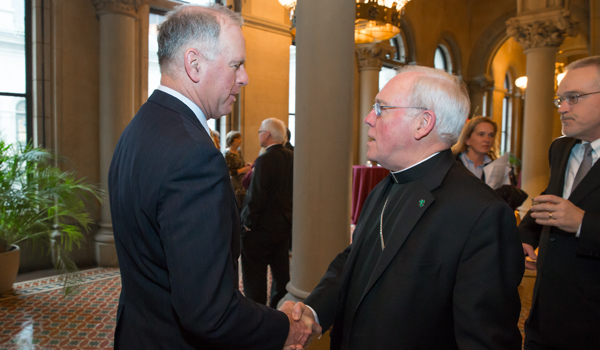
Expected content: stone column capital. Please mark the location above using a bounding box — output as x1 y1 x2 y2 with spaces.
355 42 394 71
92 0 144 18
467 75 494 93
506 9 577 51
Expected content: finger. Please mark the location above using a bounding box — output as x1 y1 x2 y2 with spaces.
292 302 304 321
535 194 563 205
313 323 322 335
525 261 537 270
530 203 557 212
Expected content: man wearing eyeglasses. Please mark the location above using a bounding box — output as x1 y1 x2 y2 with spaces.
519 56 600 350
290 65 524 349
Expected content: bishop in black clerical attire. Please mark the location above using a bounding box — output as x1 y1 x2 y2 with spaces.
296 65 525 350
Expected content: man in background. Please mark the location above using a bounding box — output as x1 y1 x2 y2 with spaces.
285 127 294 151
109 5 315 349
241 118 294 308
519 56 600 349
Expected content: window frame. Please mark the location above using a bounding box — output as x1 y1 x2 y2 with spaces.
0 0 33 145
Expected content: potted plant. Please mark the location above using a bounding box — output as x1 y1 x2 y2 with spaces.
0 139 102 295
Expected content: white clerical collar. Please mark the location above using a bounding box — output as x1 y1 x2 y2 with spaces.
156 85 211 136
390 151 441 175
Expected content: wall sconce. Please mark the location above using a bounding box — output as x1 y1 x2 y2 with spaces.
515 76 527 90
555 63 565 89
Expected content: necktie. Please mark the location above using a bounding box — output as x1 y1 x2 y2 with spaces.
571 143 593 194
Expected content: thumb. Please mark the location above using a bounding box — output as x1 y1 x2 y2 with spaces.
292 302 304 321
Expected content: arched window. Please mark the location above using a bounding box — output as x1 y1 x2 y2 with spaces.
434 44 452 73
390 36 406 63
501 72 513 154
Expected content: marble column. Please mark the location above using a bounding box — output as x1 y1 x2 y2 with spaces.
506 9 576 208
355 43 393 166
91 0 143 267
283 0 355 304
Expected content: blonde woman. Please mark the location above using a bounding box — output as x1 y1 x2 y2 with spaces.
453 116 527 209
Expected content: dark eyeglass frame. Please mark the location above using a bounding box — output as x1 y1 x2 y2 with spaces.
373 102 427 118
554 91 600 108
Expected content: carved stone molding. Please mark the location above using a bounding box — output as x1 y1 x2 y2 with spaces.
355 42 394 71
92 0 144 18
467 75 494 94
506 9 577 51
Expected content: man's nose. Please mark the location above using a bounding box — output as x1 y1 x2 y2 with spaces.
364 109 377 127
557 101 570 114
238 66 249 86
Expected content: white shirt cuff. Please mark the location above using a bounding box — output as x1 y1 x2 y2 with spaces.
306 304 320 326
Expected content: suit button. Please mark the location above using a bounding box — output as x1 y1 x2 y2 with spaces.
549 237 556 242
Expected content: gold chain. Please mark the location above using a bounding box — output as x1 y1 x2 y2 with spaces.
379 196 389 250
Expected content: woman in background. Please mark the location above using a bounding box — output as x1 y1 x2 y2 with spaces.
224 131 252 211
453 116 527 210
453 116 502 181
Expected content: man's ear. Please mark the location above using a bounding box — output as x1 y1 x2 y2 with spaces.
414 111 436 140
184 48 202 83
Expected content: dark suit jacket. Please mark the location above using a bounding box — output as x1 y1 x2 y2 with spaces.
241 143 293 236
519 137 600 348
109 90 288 349
305 150 524 350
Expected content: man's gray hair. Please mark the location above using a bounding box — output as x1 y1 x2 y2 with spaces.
565 56 600 88
261 118 287 143
397 66 470 145
157 4 243 76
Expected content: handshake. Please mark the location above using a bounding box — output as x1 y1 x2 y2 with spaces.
279 301 322 350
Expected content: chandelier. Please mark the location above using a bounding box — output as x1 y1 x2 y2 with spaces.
278 0 411 43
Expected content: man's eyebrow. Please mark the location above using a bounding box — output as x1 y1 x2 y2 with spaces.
231 58 246 65
557 90 582 96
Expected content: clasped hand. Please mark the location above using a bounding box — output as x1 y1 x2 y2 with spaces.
279 301 322 350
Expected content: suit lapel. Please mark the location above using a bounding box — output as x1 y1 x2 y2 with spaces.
359 151 454 302
548 138 577 196
568 154 600 204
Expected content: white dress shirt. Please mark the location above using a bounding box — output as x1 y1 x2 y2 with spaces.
156 85 212 136
562 138 600 237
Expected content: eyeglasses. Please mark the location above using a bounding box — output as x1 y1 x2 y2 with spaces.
258 130 268 134
372 102 427 118
554 91 600 108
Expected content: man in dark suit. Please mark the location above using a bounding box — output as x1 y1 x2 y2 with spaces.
109 5 315 349
519 56 600 349
241 118 294 308
290 65 524 349
285 127 294 151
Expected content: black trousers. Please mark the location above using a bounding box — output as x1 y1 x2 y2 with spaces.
241 229 290 308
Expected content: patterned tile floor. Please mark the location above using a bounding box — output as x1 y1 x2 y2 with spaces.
0 266 534 349
0 268 120 350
